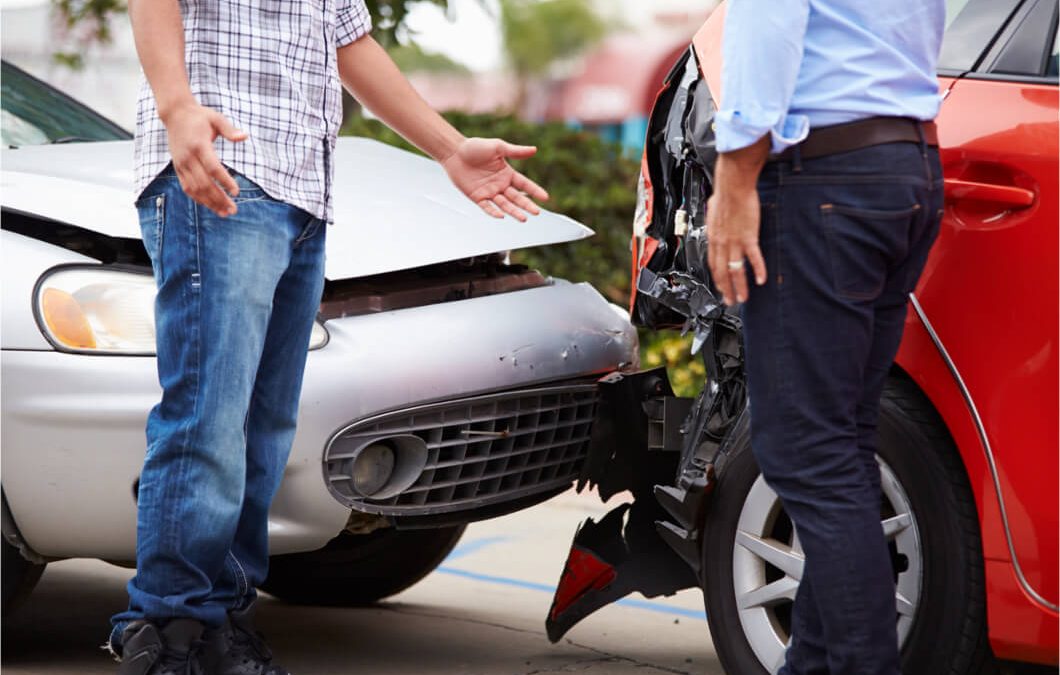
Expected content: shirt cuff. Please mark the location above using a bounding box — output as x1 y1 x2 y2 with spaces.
714 109 810 155
336 0 373 48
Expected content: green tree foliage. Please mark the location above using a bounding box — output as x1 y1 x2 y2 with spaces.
50 0 458 65
498 0 607 78
498 0 608 108
365 0 450 48
343 111 705 396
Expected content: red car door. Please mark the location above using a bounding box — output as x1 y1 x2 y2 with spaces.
898 0 1058 661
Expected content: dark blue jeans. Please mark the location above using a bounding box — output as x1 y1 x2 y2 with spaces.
742 142 943 675
110 167 326 650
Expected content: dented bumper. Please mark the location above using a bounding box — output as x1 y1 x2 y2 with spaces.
545 315 746 642
1 281 638 560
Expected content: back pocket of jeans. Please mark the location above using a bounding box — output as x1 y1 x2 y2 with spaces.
819 202 920 300
136 193 166 282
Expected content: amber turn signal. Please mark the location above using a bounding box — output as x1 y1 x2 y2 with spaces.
40 287 96 349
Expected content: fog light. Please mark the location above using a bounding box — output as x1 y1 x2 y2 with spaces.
341 434 429 500
352 443 395 496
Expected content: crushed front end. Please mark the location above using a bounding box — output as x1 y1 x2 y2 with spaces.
546 42 748 642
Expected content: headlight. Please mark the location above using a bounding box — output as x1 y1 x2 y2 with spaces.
36 267 157 354
35 266 329 354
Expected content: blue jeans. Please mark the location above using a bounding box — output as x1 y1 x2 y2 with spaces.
110 166 326 648
742 141 943 675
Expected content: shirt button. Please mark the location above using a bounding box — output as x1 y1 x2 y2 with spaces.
155 196 163 207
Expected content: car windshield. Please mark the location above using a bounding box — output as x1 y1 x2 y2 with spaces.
1 60 131 147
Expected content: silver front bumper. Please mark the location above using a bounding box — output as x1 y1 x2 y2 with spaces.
1 281 637 560
325 383 600 517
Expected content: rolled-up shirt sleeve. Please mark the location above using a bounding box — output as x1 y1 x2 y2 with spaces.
336 0 373 47
715 0 811 154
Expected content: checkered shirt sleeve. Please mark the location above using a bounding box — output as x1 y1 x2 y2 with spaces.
134 0 374 223
337 0 373 47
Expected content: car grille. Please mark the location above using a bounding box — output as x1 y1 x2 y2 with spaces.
324 384 599 516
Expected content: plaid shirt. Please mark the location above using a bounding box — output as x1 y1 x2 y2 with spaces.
134 0 372 222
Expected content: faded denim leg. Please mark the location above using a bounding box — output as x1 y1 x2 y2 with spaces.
742 143 942 675
110 169 325 649
209 215 326 611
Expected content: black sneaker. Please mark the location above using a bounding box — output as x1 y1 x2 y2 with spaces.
117 619 210 675
214 605 289 675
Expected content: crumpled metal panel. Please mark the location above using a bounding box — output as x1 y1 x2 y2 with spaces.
0 138 594 280
1 280 637 559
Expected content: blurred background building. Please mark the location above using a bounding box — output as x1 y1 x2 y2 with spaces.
1 0 715 150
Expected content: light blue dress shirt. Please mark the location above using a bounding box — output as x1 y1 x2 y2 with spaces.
714 0 945 154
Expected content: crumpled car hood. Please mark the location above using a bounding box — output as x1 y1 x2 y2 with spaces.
0 138 593 279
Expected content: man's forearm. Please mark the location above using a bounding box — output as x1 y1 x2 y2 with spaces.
128 0 194 121
337 36 465 163
715 135 771 195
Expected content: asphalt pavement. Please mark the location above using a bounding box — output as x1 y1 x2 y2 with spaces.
1 489 723 674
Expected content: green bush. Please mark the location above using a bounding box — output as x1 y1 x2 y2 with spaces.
341 112 704 396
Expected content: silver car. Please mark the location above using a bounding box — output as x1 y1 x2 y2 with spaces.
0 61 638 610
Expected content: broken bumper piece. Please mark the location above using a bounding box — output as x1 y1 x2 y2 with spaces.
546 501 697 643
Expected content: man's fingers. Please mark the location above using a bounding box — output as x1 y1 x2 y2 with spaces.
711 243 736 306
192 155 236 216
204 154 240 198
212 112 248 143
478 199 505 219
512 172 549 202
492 194 527 222
505 187 540 216
708 240 724 299
745 242 768 286
730 253 750 304
176 160 209 203
182 158 237 217
499 141 537 160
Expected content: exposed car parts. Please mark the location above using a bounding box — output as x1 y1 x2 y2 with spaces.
546 47 749 641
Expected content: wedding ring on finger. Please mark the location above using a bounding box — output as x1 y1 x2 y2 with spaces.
727 260 745 271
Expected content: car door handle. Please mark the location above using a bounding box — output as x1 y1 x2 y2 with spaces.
944 178 1035 208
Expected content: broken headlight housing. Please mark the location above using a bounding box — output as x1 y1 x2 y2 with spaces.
34 266 328 355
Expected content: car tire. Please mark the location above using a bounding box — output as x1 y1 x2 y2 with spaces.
2 538 45 615
702 377 996 675
261 524 466 606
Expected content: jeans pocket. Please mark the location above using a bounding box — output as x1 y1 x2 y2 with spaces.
136 193 166 283
225 166 268 204
820 202 920 301
232 187 266 205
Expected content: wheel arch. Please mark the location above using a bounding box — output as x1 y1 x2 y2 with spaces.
892 317 1005 564
1 488 46 566
894 306 1060 663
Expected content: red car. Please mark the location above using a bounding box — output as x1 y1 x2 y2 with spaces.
546 1 1057 672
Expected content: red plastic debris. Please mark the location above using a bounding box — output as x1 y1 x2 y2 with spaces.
549 546 617 621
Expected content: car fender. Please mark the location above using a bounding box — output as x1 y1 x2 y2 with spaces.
1 229 97 350
896 299 1059 662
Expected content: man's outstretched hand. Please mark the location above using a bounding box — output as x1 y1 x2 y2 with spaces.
442 138 550 222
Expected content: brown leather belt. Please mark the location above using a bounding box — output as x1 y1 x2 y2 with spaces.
771 116 938 162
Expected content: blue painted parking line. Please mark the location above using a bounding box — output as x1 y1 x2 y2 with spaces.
435 566 707 621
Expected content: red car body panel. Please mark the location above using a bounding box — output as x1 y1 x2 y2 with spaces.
669 16 1060 665
896 75 1059 663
